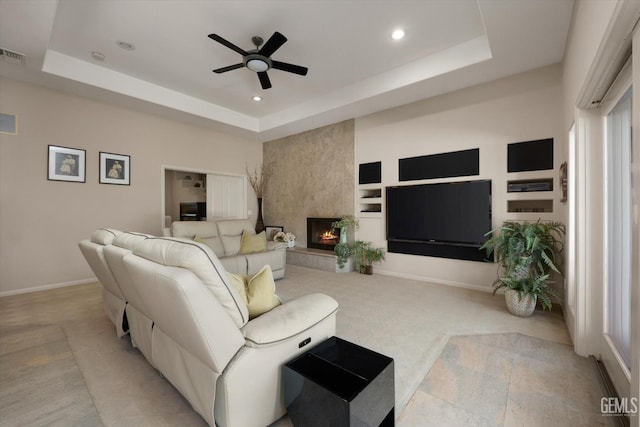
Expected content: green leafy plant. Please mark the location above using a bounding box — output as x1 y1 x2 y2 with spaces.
498 275 559 311
351 240 385 274
331 215 360 233
332 215 361 269
334 242 352 269
480 220 565 311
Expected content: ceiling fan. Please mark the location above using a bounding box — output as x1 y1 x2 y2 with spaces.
208 31 308 90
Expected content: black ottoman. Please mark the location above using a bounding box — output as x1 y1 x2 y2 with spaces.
283 336 394 427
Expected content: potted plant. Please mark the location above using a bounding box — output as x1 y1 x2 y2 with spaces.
334 243 352 269
481 220 565 316
332 215 360 268
351 240 385 275
331 215 360 244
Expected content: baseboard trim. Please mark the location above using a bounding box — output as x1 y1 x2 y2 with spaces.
374 269 493 293
0 277 98 297
590 355 630 427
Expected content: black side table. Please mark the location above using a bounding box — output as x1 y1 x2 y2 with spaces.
284 336 394 427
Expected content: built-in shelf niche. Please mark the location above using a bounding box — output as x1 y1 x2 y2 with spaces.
507 199 553 213
360 188 382 199
507 178 553 193
358 188 382 214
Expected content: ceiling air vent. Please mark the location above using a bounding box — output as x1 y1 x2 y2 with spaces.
0 48 26 65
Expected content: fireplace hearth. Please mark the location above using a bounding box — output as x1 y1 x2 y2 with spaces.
307 218 341 250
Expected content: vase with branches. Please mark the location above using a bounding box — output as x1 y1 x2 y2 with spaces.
246 163 270 232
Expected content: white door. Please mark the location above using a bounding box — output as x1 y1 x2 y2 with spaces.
206 174 246 221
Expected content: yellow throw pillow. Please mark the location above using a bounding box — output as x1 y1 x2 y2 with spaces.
239 230 267 254
246 265 281 318
226 265 281 319
193 235 205 244
227 273 248 304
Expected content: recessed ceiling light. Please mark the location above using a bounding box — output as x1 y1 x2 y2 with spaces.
391 29 405 40
91 51 105 61
116 41 135 50
252 96 262 102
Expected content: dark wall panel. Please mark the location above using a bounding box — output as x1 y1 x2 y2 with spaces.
387 240 490 262
507 138 553 172
399 148 479 181
359 161 382 184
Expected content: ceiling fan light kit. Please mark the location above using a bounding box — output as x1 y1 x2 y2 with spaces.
245 56 270 72
208 31 308 90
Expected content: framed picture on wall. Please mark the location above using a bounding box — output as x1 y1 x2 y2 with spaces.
265 225 284 241
99 152 130 185
47 145 86 183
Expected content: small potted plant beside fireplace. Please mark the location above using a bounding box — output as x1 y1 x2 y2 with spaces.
352 241 385 275
331 215 359 244
332 215 360 269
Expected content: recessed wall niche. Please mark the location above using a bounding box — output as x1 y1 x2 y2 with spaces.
507 138 553 172
399 148 479 181
359 161 381 184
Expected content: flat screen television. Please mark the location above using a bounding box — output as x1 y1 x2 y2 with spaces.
386 180 492 261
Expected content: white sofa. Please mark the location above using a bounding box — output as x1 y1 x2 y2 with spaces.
78 228 139 337
171 219 287 279
79 229 338 427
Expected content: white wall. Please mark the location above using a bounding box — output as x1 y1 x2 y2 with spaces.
0 77 261 295
561 0 619 127
354 64 565 292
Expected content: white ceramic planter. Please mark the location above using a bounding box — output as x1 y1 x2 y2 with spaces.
505 289 537 317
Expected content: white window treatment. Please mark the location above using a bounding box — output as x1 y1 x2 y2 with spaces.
606 89 632 369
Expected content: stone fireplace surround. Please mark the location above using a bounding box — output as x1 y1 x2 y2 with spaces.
262 120 355 249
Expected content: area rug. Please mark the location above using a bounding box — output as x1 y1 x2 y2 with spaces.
399 333 613 426
0 324 102 427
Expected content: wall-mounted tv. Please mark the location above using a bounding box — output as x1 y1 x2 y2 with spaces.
386 179 492 261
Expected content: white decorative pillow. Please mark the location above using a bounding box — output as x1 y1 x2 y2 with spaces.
227 265 281 319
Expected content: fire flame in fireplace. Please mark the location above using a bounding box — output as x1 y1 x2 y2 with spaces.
320 230 338 242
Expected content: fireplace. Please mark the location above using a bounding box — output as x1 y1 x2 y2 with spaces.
307 218 341 250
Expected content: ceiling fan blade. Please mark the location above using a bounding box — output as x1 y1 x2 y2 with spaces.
208 34 249 56
257 71 272 90
271 60 308 76
213 63 245 73
258 31 287 57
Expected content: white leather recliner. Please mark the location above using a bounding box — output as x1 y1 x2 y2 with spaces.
83 231 339 427
78 228 128 337
103 231 157 362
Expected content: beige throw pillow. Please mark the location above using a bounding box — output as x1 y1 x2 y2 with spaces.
239 230 267 254
227 265 281 319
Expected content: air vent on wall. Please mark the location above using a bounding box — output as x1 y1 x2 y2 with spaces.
0 48 26 65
